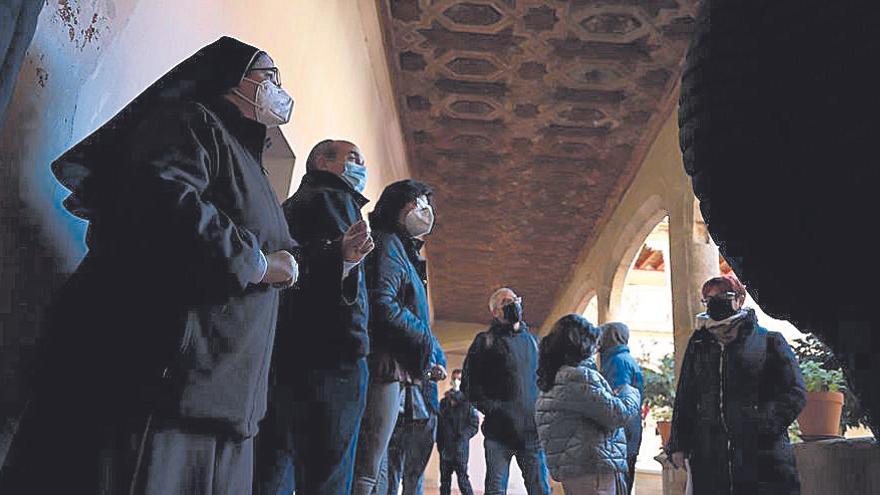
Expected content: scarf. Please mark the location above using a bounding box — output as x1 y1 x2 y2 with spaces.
696 309 750 346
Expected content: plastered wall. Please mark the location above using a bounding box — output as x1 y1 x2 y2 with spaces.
0 0 410 446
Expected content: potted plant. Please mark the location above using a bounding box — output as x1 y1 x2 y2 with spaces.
791 335 867 437
639 352 676 447
797 360 845 438
653 406 674 445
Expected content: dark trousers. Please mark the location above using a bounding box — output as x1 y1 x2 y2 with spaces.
440 458 473 495
384 414 437 495
625 454 638 495
255 358 368 495
483 437 551 495
2 406 252 495
129 417 254 494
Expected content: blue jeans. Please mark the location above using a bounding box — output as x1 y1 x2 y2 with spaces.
255 358 368 495
483 437 550 495
384 414 437 495
439 458 473 495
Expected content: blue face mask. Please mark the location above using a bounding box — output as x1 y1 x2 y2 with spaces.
341 161 367 193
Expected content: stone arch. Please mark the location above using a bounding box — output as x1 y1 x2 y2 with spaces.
573 288 596 315
605 194 667 321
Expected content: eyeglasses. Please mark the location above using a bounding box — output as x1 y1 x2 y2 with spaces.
247 67 281 86
502 296 523 306
701 291 739 305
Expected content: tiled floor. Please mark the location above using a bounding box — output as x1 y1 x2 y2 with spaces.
421 471 663 494
632 471 663 495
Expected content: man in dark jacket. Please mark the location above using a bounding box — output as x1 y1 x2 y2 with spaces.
385 335 447 495
462 288 551 495
599 322 645 494
437 370 479 495
0 38 298 494
256 139 375 495
667 275 806 495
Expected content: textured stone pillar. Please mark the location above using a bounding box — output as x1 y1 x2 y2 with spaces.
656 455 687 495
793 437 880 494
596 285 616 324
667 195 719 380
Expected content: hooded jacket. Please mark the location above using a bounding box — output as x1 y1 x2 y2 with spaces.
599 323 645 458
667 309 806 495
535 359 640 481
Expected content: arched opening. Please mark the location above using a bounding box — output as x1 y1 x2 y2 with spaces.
583 293 598 324
612 216 674 475
618 216 674 364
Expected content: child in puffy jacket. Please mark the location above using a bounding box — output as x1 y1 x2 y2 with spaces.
535 314 641 495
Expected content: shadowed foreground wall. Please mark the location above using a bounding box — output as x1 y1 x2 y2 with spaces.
0 0 409 461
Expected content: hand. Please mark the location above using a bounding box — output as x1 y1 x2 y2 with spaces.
670 452 686 470
342 220 374 264
429 364 447 381
262 250 298 287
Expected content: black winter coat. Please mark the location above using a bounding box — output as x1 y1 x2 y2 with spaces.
274 170 369 371
667 310 806 495
462 321 541 450
437 390 479 461
365 229 435 381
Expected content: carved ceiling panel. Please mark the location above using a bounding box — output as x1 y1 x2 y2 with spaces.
377 0 699 325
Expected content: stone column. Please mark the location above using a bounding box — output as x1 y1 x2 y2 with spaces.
662 195 718 494
596 285 615 324
667 194 719 381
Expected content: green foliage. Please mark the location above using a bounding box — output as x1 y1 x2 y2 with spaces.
652 405 673 422
799 360 844 393
788 420 802 443
790 334 868 431
638 352 676 412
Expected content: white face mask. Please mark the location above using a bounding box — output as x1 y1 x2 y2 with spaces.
233 77 293 128
404 195 434 238
452 378 461 391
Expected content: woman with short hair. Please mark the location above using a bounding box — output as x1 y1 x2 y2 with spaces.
536 314 641 495
667 275 806 495
352 179 446 495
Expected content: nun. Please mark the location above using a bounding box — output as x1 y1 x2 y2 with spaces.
0 37 297 494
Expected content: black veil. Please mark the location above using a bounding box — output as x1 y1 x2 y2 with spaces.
52 36 264 220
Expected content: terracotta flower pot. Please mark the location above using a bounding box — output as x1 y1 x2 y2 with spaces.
797 391 844 437
657 420 672 447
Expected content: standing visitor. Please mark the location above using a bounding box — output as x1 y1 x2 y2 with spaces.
536 315 640 495
667 275 806 495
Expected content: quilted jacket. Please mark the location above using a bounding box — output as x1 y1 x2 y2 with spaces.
535 359 641 481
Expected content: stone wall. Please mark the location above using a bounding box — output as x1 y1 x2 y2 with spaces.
657 438 880 494
794 438 880 495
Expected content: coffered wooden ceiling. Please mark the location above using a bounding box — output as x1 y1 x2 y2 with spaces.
377 0 699 325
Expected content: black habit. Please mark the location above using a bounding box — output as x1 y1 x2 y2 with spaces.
0 36 294 493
